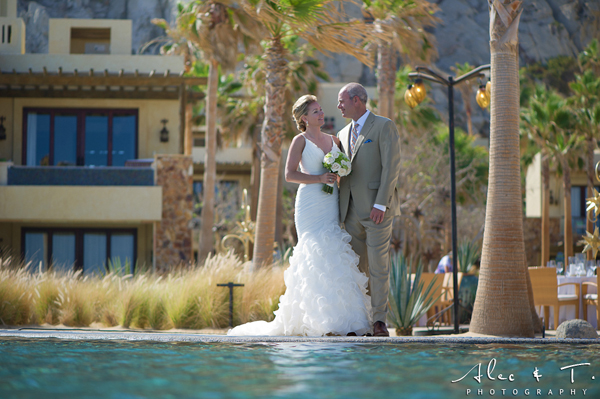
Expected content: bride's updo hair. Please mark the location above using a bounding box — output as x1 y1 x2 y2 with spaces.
292 95 318 132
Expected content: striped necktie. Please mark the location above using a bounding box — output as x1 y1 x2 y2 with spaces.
350 123 359 157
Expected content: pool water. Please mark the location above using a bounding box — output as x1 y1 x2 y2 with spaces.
1 338 599 398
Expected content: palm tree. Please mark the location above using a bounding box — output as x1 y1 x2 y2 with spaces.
362 0 439 121
222 39 331 250
451 62 476 136
469 0 538 337
154 1 264 262
541 102 580 260
241 0 376 267
520 86 565 269
568 70 600 255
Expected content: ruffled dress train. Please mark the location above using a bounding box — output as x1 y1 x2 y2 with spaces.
227 137 372 336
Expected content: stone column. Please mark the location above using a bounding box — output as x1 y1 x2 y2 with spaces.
154 154 194 273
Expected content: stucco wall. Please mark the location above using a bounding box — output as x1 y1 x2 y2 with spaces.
1 54 185 74
0 185 162 222
525 151 600 219
0 17 25 54
48 18 131 55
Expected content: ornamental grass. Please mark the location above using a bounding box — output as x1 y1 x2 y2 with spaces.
0 253 286 330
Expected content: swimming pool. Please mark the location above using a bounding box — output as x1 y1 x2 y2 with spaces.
1 336 599 398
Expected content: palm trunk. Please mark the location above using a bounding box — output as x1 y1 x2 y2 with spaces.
541 154 550 267
470 0 535 337
377 43 396 120
275 159 284 248
253 37 287 267
199 58 219 262
586 137 595 260
250 124 261 222
465 104 473 136
562 158 573 259
458 86 473 135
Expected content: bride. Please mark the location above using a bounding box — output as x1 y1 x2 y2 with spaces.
228 95 372 337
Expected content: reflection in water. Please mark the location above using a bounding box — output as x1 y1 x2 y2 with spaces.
268 343 364 396
0 339 599 399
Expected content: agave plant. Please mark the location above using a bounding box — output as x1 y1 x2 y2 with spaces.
388 253 441 336
457 240 480 274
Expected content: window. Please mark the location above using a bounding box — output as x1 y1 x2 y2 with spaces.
70 28 110 54
23 108 138 167
571 186 600 237
1 24 12 44
22 228 137 275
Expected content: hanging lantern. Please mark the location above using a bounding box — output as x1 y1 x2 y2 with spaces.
411 78 427 104
476 84 490 109
485 81 491 98
404 85 418 108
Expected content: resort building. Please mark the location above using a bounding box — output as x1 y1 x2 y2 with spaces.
0 0 208 273
525 151 600 265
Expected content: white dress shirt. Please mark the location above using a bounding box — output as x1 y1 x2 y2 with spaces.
351 110 386 213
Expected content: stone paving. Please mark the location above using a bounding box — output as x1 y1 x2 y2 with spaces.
1 327 599 345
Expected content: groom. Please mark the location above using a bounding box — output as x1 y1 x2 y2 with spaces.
337 83 401 337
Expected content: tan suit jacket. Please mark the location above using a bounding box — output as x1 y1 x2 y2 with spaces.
337 111 401 324
338 112 401 221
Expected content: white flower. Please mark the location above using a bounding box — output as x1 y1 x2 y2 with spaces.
324 157 334 165
342 160 351 168
331 163 341 172
338 167 348 176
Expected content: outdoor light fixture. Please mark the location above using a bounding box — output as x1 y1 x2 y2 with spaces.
0 116 6 141
160 119 169 143
404 85 419 108
486 81 491 99
411 78 427 103
476 84 490 109
407 64 491 334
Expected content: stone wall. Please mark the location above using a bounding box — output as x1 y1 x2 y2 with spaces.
154 154 193 272
523 217 563 267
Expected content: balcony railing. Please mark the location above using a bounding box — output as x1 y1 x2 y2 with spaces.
7 165 154 186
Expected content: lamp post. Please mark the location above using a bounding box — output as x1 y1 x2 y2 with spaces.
407 64 490 334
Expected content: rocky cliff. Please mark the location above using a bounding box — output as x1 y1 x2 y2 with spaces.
16 0 600 134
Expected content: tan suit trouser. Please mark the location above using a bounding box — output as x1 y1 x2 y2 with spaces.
344 197 393 323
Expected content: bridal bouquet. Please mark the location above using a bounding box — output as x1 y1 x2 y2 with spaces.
322 150 351 194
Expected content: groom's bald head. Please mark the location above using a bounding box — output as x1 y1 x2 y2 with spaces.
341 83 368 104
338 83 368 121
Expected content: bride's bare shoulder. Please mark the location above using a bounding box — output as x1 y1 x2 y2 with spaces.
289 134 307 153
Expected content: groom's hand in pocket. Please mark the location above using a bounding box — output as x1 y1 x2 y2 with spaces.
370 207 385 224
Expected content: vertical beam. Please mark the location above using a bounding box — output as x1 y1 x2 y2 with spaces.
179 83 187 154
448 77 460 334
184 103 193 156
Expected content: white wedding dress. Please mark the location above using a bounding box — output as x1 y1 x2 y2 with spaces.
228 136 372 336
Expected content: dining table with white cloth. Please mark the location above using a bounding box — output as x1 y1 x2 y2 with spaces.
536 275 598 330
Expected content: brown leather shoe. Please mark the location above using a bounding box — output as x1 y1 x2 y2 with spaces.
373 321 389 337
346 332 357 336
